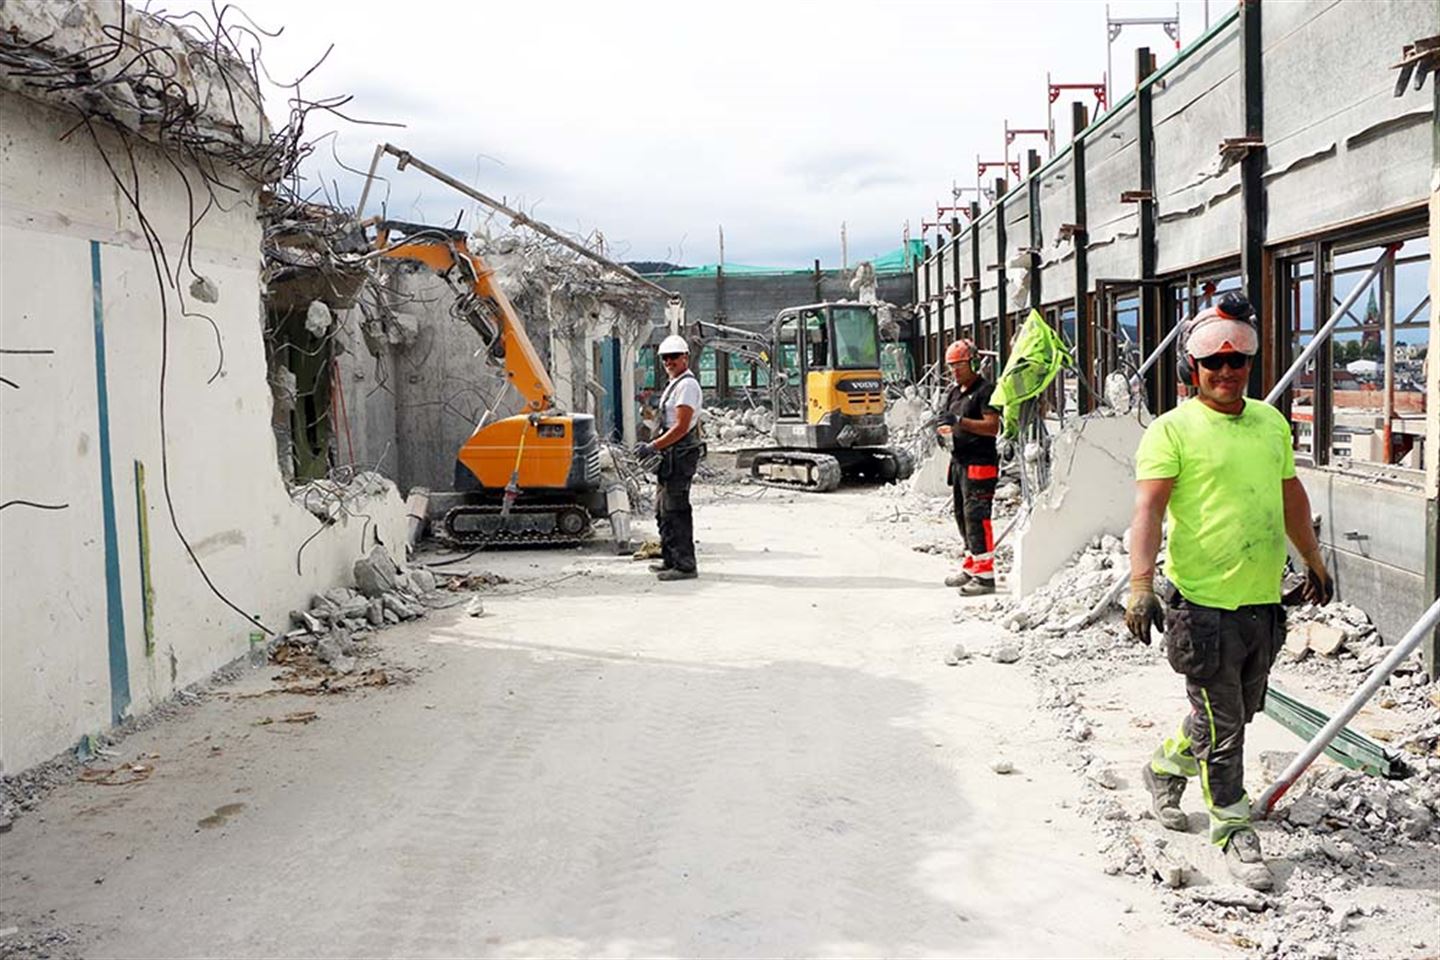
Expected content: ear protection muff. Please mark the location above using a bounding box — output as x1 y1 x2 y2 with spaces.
1175 292 1258 386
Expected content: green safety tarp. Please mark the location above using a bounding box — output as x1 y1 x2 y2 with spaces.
992 309 1072 439
649 241 925 279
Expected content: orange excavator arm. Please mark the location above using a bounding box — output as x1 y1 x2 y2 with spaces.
373 222 555 413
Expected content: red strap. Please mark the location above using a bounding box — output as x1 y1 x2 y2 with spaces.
966 464 999 480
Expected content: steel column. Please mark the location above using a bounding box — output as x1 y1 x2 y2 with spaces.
1072 102 1093 412
1240 0 1266 397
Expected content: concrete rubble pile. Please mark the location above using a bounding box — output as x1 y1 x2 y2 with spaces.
701 406 776 448
471 229 655 349
965 532 1146 638
277 545 439 675
959 534 1440 959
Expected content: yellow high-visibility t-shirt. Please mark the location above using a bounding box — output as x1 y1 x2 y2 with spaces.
1134 397 1296 610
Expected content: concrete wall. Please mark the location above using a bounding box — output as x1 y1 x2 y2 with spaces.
1013 415 1148 597
1297 466 1430 644
1262 0 1435 244
0 79 404 773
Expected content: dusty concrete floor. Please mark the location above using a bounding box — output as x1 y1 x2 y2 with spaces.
0 483 1229 958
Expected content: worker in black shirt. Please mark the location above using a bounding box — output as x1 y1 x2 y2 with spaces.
938 339 1001 596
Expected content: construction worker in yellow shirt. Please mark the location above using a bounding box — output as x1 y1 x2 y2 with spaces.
1126 293 1333 891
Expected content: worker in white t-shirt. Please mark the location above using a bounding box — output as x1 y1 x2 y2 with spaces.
635 334 704 580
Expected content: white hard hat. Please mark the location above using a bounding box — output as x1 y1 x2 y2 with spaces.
658 334 689 356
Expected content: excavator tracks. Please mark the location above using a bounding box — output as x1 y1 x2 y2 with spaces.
749 451 843 492
440 503 593 548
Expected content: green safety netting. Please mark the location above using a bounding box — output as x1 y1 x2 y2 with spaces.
648 240 924 278
991 309 1073 439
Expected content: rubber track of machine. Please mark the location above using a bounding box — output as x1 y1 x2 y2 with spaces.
750 451 842 492
440 504 592 548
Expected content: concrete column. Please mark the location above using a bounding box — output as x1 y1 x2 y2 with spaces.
620 332 639 447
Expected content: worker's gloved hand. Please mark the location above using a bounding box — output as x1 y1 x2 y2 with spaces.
633 441 657 459
1302 560 1334 606
1125 578 1165 645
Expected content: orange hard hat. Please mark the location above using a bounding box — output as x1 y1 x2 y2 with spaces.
945 339 975 364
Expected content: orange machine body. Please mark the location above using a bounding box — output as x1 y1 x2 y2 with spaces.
454 414 598 493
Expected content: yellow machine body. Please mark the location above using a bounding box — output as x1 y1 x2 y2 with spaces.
805 368 887 424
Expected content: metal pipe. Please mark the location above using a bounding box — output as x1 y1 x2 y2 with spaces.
1264 247 1393 405
355 143 386 221
1382 258 1395 463
1135 317 1186 376
1255 595 1440 818
376 144 678 301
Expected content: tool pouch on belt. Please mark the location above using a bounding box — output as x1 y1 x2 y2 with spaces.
657 432 703 481
1164 598 1222 679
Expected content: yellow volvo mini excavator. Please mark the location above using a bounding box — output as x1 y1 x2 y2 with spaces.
724 302 915 491
372 220 608 546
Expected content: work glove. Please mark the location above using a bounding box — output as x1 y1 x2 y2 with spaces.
1125 577 1165 645
1301 556 1334 606
633 441 657 460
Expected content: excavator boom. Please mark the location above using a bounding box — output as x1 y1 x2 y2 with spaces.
374 222 555 412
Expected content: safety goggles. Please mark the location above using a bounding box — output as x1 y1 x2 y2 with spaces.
1196 352 1251 371
660 353 685 362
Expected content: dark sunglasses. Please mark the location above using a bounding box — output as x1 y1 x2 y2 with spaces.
1197 352 1251 371
660 353 685 362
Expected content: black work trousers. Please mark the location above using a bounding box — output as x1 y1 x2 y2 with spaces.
656 444 701 573
1154 594 1284 845
949 460 998 576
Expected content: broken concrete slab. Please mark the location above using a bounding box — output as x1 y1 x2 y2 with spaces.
1012 414 1147 598
1299 622 1348 657
354 546 401 598
1188 886 1273 912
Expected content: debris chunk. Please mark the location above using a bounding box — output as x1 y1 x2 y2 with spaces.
989 643 1021 664
353 546 401 598
1187 885 1273 912
991 759 1015 775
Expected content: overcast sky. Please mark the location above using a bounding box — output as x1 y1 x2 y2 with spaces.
169 0 1232 268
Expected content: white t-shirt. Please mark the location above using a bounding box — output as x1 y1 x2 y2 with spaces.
661 373 703 433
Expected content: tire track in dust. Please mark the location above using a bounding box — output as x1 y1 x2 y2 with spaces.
343 652 593 956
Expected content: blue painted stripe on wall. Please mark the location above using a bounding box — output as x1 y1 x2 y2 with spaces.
90 240 130 725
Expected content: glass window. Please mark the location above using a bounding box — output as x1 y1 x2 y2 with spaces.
1111 291 1141 379
1283 257 1317 463
880 343 913 383
636 345 657 390
1329 248 1385 465
1325 235 1429 470
727 357 752 388
832 306 881 369
802 309 829 368
697 346 717 388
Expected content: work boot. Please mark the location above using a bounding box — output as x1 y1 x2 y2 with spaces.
1223 829 1274 891
656 568 697 582
944 570 972 588
958 578 995 596
649 561 672 573
1141 763 1190 832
